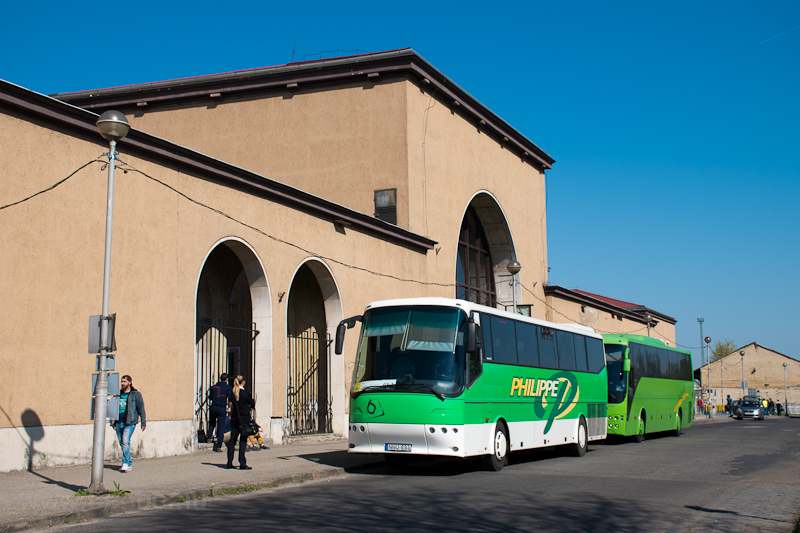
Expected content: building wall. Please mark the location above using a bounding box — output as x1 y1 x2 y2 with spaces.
124 80 412 228
2 66 556 472
698 344 800 408
404 81 550 315
545 296 677 346
0 108 429 471
116 77 551 312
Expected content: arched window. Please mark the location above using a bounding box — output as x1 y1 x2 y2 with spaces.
456 206 496 306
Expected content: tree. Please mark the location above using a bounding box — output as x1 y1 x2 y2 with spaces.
710 339 736 362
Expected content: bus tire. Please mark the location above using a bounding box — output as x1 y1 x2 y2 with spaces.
482 422 508 471
634 414 645 443
571 416 588 457
672 411 682 437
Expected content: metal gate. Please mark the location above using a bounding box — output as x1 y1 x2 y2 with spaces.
287 329 332 435
195 319 258 434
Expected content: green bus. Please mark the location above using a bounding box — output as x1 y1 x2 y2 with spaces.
335 297 608 471
603 334 694 441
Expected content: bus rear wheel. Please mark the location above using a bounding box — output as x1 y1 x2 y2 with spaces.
571 417 588 457
633 416 645 443
482 422 508 471
671 411 682 437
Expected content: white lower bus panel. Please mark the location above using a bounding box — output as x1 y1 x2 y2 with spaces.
349 422 467 457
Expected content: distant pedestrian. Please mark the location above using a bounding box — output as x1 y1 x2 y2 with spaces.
113 375 146 472
768 398 774 416
697 398 703 416
208 373 233 452
726 395 732 415
226 375 255 470
776 401 783 416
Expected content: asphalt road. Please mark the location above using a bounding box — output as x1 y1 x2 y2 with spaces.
51 417 800 532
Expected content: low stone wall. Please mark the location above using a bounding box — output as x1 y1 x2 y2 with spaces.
0 420 196 473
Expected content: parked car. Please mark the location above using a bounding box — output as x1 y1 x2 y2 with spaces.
734 400 764 420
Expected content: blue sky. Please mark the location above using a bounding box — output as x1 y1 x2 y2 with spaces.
3 1 799 364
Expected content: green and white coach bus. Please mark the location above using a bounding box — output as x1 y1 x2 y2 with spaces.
335 297 608 470
603 334 694 441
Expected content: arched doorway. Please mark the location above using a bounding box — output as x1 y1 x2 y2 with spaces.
285 259 343 435
195 239 271 440
456 193 518 310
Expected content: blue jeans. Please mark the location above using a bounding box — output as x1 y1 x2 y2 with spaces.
115 423 136 466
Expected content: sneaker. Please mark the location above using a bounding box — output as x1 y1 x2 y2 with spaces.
120 464 129 472
239 465 252 470
260 444 269 449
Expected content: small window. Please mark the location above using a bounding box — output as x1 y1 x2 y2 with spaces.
374 189 397 224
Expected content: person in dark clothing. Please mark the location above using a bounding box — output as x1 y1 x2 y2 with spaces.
226 375 255 470
208 373 233 452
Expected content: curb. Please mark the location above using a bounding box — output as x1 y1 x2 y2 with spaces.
1 462 382 533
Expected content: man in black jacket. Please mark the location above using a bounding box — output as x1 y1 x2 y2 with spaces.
208 373 233 452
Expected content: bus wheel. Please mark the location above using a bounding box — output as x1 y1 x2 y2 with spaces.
571 417 588 457
634 416 645 443
672 411 682 437
482 422 508 471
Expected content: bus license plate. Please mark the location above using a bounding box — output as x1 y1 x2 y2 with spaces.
385 443 412 452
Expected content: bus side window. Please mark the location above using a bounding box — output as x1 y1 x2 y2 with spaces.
489 316 518 365
537 326 557 368
586 337 605 373
575 335 588 372
556 330 577 370
515 321 539 367
467 348 482 388
482 316 493 361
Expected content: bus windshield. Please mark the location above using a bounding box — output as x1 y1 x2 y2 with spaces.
352 306 467 398
605 343 627 404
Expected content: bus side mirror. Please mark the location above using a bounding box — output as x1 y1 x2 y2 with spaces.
465 322 478 353
623 359 631 372
335 315 363 355
335 323 347 355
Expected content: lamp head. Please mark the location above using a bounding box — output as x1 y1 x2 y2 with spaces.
704 336 711 344
506 260 521 275
96 110 130 142
739 350 745 357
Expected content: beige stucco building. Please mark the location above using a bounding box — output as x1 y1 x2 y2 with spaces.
697 343 800 409
1 49 682 473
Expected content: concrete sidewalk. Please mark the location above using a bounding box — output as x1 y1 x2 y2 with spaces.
0 437 380 533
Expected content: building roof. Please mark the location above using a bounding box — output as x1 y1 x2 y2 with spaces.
0 77 436 252
544 285 677 325
52 48 555 171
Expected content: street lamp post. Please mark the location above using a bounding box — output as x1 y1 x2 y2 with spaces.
740 350 746 400
784 362 789 415
705 336 711 416
90 111 130 494
506 260 521 314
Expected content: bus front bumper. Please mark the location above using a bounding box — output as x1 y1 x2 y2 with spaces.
348 422 466 457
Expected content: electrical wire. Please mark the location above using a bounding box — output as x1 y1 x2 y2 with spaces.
4 156 714 352
0 159 104 211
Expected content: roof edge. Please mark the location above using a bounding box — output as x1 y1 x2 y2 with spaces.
0 78 436 253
